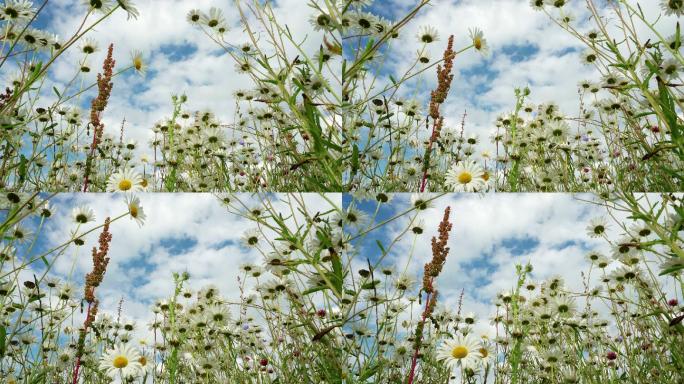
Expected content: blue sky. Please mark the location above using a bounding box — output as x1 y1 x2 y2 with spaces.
342 193 636 335
6 0 675 167
4 193 339 338
5 192 679 344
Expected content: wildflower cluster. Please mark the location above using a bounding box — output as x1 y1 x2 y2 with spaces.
0 0 147 192
0 192 146 383
341 0 491 192
181 1 344 191
0 192 493 383
343 192 684 383
496 0 684 192
486 194 684 383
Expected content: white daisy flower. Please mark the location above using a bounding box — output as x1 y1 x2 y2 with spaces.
586 217 609 238
416 25 439 44
114 0 138 19
469 27 490 56
125 195 146 227
71 205 95 224
99 343 143 378
83 0 114 13
106 168 143 193
241 228 261 248
187 9 202 24
445 160 486 192
436 334 483 371
662 0 684 17
410 193 434 210
78 37 99 54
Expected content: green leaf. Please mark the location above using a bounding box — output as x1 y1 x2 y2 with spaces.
302 285 328 296
0 326 6 358
375 240 386 255
657 77 682 151
28 294 45 303
302 95 325 154
637 309 666 319
659 263 684 276
351 144 359 177
18 154 27 183
29 61 43 80
341 60 347 83
330 253 344 294
359 362 380 380
361 279 380 290
377 112 395 122
29 369 46 384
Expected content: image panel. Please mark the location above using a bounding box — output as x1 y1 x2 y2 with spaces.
1 0 343 192
2 192 683 382
0 192 344 382
341 0 683 192
338 192 683 382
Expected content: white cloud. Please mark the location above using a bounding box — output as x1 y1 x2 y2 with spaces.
375 0 676 156
36 192 340 335
35 0 324 154
350 192 662 336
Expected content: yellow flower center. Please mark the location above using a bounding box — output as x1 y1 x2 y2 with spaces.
134 58 143 71
458 171 473 184
474 38 482 50
139 356 147 366
479 347 488 358
452 346 469 359
482 171 490 182
129 205 138 218
118 179 132 191
113 355 128 369
140 178 148 188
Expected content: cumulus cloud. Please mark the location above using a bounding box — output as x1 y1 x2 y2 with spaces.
28 0 324 154
347 192 658 336
10 0 676 164
375 0 675 155
35 192 340 333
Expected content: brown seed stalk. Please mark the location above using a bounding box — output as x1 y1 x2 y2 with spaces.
72 217 112 384
407 206 453 384
82 44 116 192
420 36 456 192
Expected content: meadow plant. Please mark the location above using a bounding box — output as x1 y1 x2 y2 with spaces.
2 191 684 382
0 0 343 192
341 0 491 193
0 191 141 383
171 0 347 191
495 0 684 192
342 192 684 383
0 0 145 192
344 0 684 193
188 0 487 192
0 191 464 383
3 0 684 192
487 193 684 383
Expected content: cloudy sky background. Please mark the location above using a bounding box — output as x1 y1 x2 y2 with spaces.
345 192 680 336
11 193 339 341
8 0 677 161
21 0 328 156
9 192 678 344
369 0 677 156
